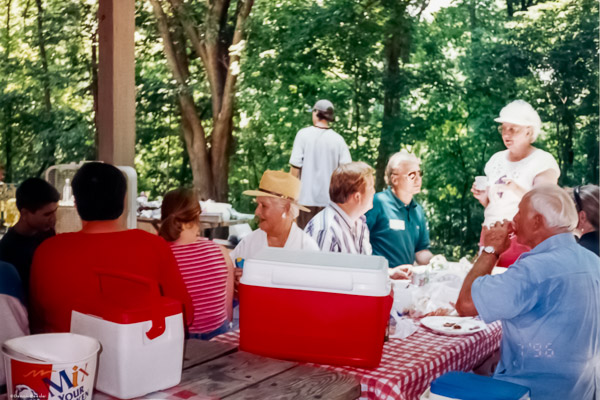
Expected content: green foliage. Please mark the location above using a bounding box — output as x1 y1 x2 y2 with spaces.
0 0 596 259
0 0 96 183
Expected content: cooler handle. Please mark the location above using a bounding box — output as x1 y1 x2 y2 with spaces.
272 268 353 291
94 270 167 340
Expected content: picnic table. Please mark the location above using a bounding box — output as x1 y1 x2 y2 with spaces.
92 339 361 400
214 321 502 400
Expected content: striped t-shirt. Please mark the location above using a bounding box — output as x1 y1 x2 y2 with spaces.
170 238 228 334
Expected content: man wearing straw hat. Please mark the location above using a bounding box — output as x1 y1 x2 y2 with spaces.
230 170 319 263
290 99 352 229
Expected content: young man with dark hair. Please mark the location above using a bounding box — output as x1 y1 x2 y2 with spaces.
0 178 59 294
290 99 352 229
30 162 193 333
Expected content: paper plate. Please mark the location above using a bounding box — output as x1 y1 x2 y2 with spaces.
420 316 487 336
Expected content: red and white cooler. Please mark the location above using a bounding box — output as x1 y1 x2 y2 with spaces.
239 248 393 368
70 271 184 399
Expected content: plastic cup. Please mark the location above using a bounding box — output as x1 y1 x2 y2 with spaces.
474 176 488 190
2 333 100 400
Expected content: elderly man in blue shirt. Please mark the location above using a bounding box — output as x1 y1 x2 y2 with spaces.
456 184 599 399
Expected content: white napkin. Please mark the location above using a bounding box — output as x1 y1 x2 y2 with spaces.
389 311 418 339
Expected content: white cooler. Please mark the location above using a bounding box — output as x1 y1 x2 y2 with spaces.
70 271 184 399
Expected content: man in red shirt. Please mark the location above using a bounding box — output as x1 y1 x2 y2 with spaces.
30 162 193 333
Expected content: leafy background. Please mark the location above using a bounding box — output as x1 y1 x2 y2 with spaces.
0 0 597 258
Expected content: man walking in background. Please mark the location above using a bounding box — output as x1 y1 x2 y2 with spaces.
290 99 351 228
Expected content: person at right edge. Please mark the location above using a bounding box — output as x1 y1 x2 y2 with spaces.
569 184 599 256
289 99 352 229
457 185 599 399
471 100 560 267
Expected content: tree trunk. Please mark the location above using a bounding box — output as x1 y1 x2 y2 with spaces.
148 0 215 197
208 0 253 201
35 0 51 113
151 0 254 201
91 28 99 152
375 3 410 190
3 0 12 181
506 0 514 17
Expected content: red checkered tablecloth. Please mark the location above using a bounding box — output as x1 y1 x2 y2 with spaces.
214 321 502 400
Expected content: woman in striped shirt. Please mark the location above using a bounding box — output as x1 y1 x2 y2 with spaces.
160 188 233 340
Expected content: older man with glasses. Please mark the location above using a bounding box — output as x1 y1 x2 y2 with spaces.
366 151 433 279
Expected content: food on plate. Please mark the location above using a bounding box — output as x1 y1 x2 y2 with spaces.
443 322 455 327
453 325 462 330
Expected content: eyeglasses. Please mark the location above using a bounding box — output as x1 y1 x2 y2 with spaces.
573 185 582 212
497 124 527 136
393 170 423 181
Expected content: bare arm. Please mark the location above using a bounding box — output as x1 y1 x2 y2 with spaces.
455 221 512 316
533 168 559 186
471 183 489 207
504 168 560 198
219 246 234 322
290 165 300 178
415 249 433 265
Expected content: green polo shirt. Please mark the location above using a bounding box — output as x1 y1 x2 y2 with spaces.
365 188 430 267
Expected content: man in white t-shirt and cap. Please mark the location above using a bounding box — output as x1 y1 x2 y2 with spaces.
290 99 352 228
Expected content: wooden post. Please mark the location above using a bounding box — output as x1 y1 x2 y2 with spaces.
97 0 135 166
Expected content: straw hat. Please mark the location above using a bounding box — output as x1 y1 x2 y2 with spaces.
243 170 310 212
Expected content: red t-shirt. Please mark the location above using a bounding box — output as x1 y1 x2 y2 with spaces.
170 238 228 334
29 229 194 333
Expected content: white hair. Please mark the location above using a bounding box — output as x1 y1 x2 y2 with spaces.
525 185 578 231
385 151 421 186
263 196 299 220
288 203 300 219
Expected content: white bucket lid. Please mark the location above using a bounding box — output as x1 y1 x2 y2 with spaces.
3 333 100 364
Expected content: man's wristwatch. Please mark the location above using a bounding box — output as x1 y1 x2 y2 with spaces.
482 246 500 257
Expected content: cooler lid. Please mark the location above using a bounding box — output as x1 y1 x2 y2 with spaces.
240 248 391 296
72 270 182 338
74 297 182 325
430 372 530 400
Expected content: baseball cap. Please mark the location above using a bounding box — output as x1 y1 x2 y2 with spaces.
312 99 335 122
494 100 542 137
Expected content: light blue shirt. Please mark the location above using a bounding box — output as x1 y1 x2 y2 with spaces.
472 233 600 400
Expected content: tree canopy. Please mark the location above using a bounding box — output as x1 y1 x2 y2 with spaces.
0 0 597 257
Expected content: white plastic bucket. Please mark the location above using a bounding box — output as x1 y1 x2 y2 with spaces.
2 333 100 400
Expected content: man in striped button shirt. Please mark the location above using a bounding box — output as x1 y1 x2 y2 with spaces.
304 162 375 254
